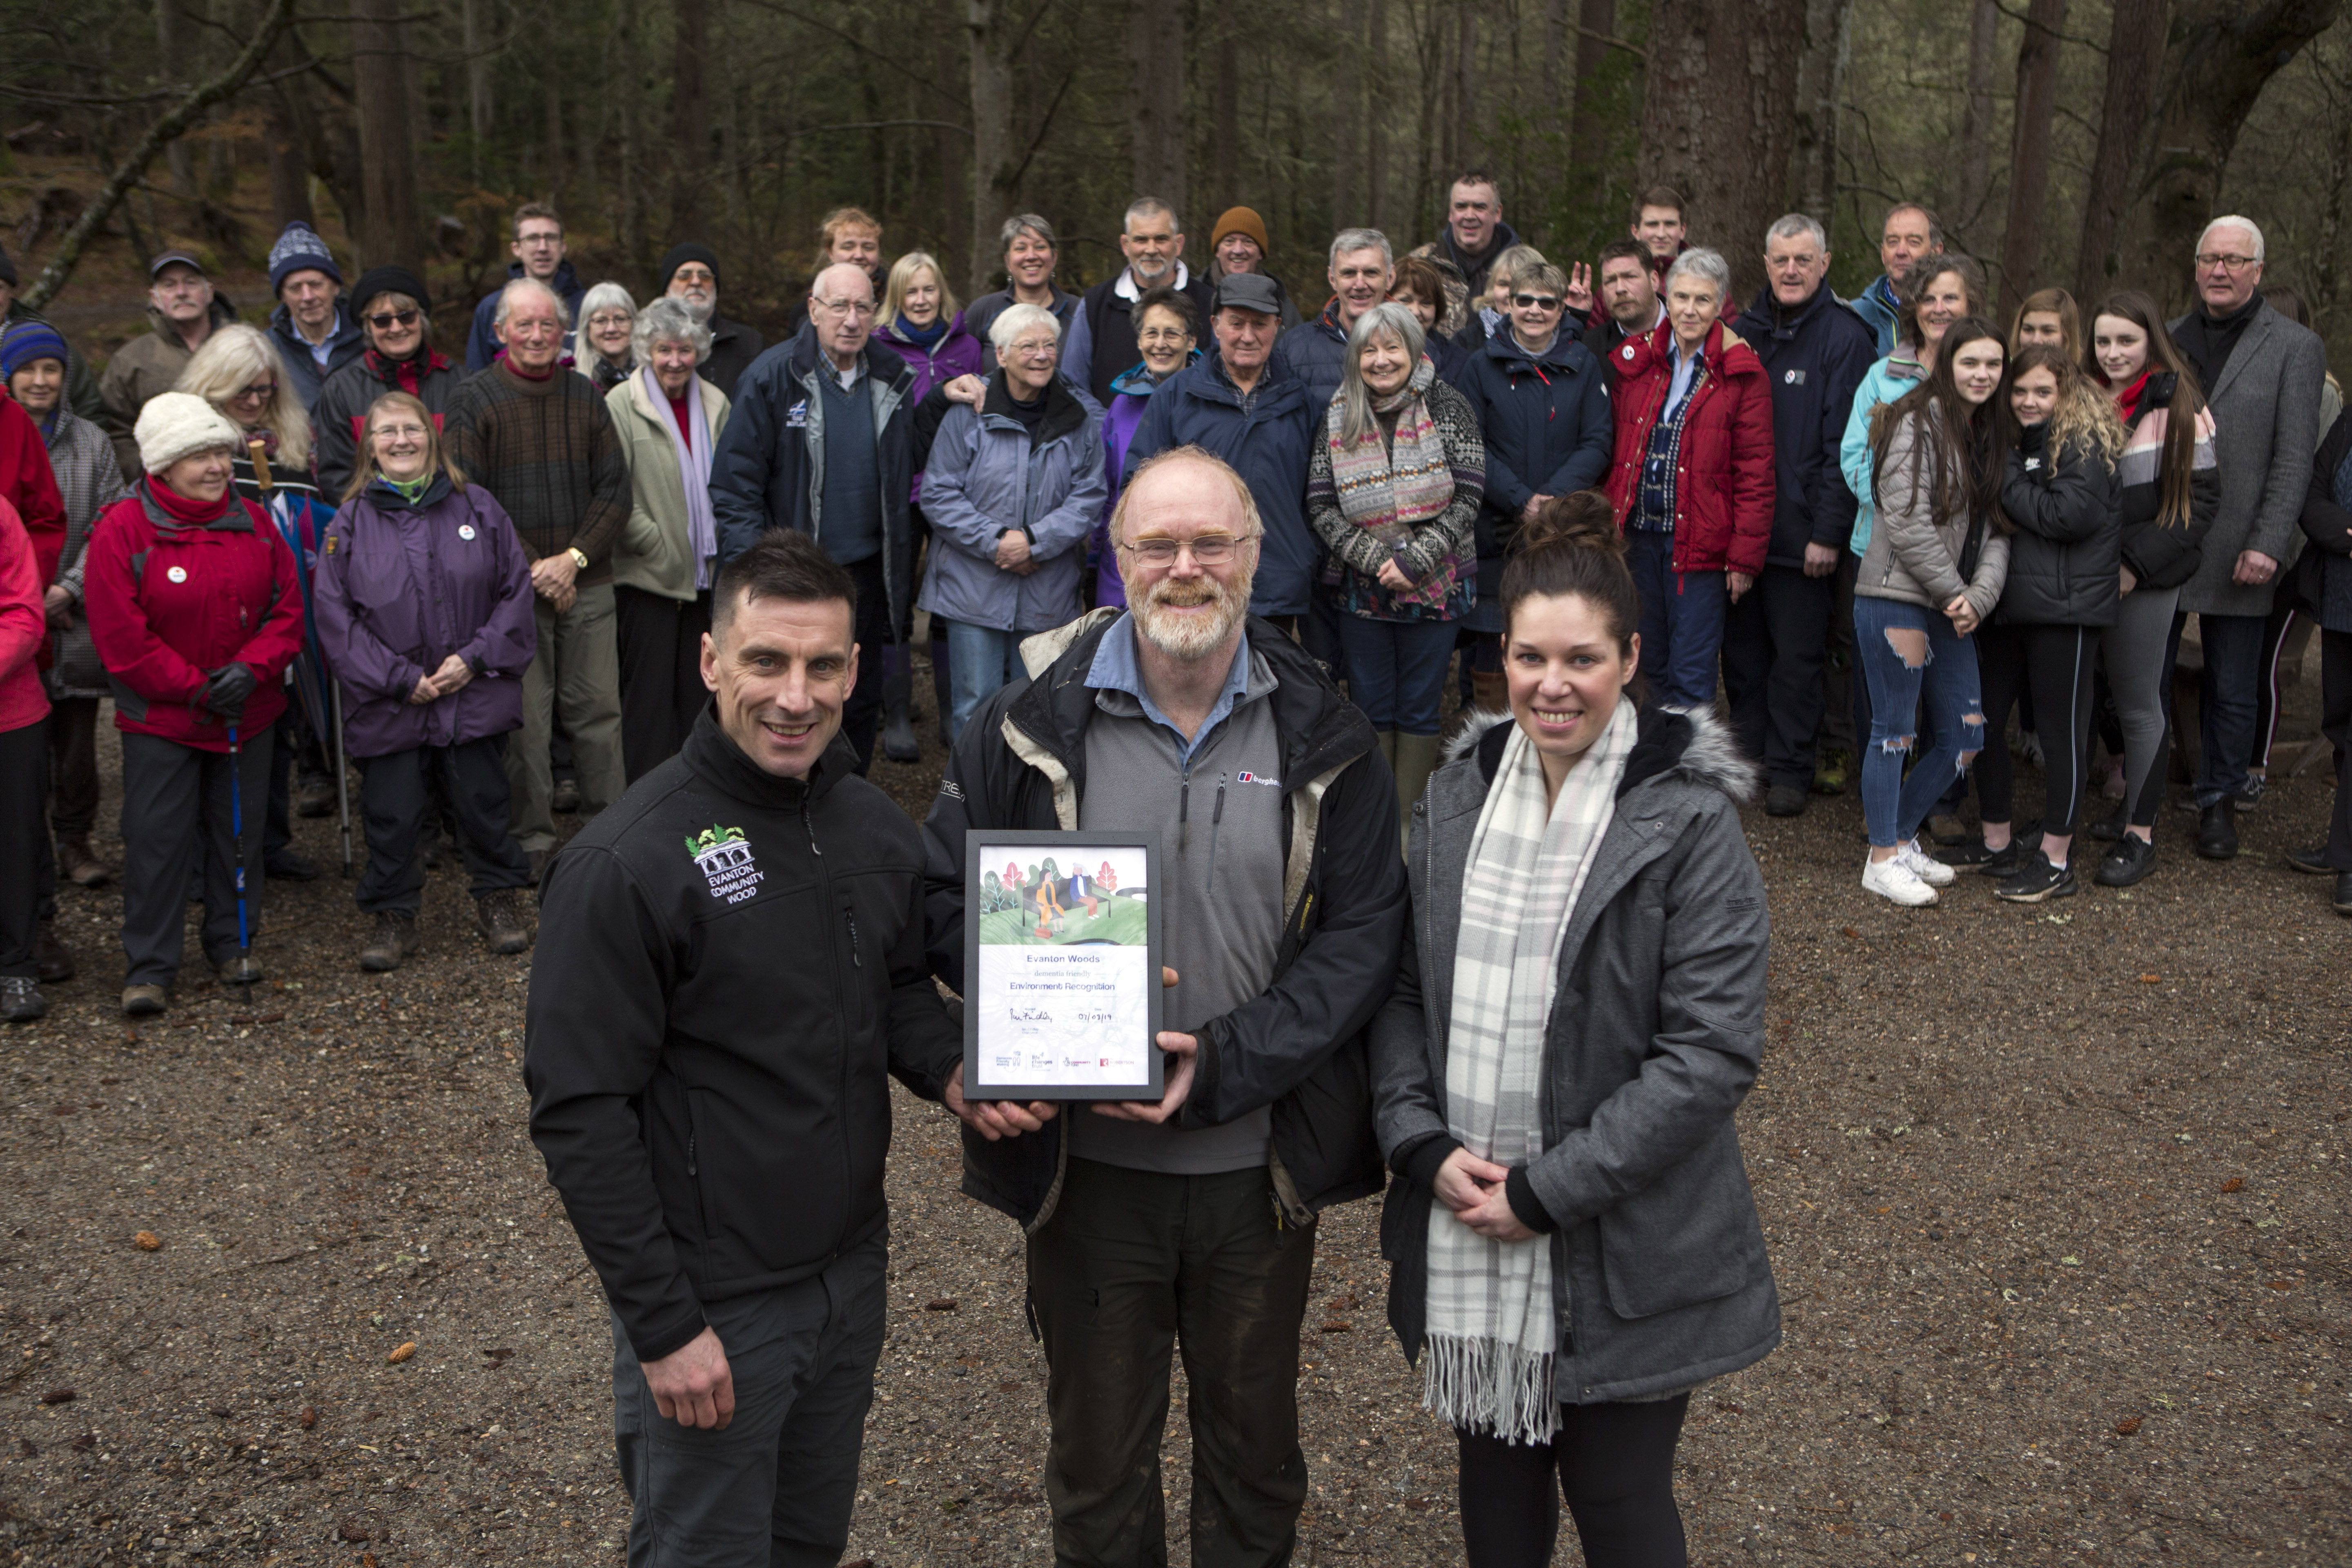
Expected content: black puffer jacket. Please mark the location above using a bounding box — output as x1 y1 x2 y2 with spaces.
526 715 962 1362
2115 371 2221 591
921 608 1408 1232
1996 422 2123 627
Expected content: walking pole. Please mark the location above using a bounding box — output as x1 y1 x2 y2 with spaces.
332 677 354 877
227 722 254 982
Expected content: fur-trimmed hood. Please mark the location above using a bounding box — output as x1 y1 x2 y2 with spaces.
1441 703 1760 804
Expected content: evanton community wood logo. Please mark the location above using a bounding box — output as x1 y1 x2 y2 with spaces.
685 824 762 904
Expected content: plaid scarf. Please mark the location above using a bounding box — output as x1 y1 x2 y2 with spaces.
1325 357 1461 610
1424 700 1638 1445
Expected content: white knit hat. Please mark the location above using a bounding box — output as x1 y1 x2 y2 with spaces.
134 391 243 476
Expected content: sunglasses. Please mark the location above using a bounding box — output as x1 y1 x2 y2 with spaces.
1512 294 1562 312
366 309 421 330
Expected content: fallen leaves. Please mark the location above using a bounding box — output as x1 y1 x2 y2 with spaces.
40 1388 74 1405
1319 1319 1353 1333
336 1519 372 1543
2138 973 2161 983
385 1342 416 1364
2220 1178 2245 1194
2115 1417 2142 1435
133 1231 162 1250
924 1298 957 1312
1841 927 1860 939
2267 1279 2296 1291
299 1405 318 1429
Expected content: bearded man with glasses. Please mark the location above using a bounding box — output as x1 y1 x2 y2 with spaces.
922 444 1405 1568
2166 215 2327 859
314 267 463 499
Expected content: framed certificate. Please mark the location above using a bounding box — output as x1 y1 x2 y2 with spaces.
963 830 1165 1102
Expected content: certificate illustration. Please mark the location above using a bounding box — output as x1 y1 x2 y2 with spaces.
964 830 1164 1101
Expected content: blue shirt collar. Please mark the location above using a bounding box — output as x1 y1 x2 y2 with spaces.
1086 613 1256 766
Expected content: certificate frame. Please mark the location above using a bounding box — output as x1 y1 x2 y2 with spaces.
962 829 1165 1102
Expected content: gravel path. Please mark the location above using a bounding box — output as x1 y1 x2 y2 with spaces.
1 707 2344 1566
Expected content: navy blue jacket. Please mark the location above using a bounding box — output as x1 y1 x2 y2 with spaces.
266 301 365 419
1272 301 1350 415
466 259 587 374
1122 356 1319 618
1456 329 1613 603
710 326 919 635
1742 285 1876 569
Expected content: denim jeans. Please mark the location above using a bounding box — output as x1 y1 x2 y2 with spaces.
2194 611 2268 805
1854 597 1984 849
1334 615 1458 735
1627 528 1729 710
942 619 1024 743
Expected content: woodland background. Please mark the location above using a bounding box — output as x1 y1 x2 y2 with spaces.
3 0 2352 366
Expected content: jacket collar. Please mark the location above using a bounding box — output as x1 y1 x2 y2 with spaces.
1437 218 1521 279
981 369 1087 443
786 324 915 396
271 300 362 353
1482 323 1585 374
1447 703 1760 804
1185 355 1303 412
679 706 854 812
1746 283 1835 340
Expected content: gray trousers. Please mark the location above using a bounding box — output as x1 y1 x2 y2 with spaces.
508 581 626 854
119 729 274 986
611 1236 886 1568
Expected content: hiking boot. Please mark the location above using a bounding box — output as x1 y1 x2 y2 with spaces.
295 772 338 817
0 976 47 1024
212 952 265 985
1995 851 2078 904
1765 784 1808 817
527 849 549 887
1812 749 1851 796
359 910 419 973
2336 871 2352 916
121 983 169 1017
35 923 73 984
2286 844 2336 875
2238 773 2267 810
2195 800 2238 860
476 891 534 956
2095 835 2158 888
265 847 321 882
551 777 582 814
58 836 112 887
1861 854 1938 907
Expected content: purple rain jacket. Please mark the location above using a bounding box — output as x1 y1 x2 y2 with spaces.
311 474 538 757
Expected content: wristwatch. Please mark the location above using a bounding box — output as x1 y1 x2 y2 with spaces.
568 547 589 572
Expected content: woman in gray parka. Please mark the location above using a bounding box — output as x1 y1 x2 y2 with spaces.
1371 491 1777 1568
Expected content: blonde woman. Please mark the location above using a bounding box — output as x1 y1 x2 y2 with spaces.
178 323 321 510
873 251 983 401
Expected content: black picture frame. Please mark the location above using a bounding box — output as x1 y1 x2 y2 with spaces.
962 829 1165 1102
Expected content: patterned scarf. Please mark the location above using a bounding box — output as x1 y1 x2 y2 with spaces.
1425 700 1639 1446
1326 356 1460 610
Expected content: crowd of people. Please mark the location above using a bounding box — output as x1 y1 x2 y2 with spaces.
2 174 2349 1568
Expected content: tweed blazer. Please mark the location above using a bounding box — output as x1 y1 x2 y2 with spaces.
2168 303 2326 617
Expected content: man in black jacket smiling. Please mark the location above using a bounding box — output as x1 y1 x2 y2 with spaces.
526 529 985 1566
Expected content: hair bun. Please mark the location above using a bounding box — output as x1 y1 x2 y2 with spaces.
1516 489 1626 559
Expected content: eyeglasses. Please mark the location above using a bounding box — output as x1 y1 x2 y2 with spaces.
1136 329 1192 345
587 311 633 331
1008 339 1058 359
366 309 421 330
1512 294 1562 312
516 232 564 248
2194 253 2259 273
371 424 429 442
1118 534 1251 568
817 297 877 317
230 381 277 403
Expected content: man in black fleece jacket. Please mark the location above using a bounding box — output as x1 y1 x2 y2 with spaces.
526 530 985 1566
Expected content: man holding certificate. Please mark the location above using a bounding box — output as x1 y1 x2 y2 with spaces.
923 446 1408 1568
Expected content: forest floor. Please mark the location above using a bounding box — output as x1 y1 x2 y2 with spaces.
0 664 2346 1568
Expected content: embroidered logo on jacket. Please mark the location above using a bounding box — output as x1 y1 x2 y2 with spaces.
685 824 763 904
1234 771 1281 786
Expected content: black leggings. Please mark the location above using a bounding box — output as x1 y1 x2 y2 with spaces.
1457 1393 1690 1568
1976 621 2097 837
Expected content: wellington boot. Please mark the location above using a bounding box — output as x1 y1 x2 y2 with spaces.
1470 669 1510 716
1393 732 1442 853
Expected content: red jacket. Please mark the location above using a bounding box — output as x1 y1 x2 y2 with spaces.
2 394 66 664
1602 318 1776 577
83 485 303 750
0 498 49 735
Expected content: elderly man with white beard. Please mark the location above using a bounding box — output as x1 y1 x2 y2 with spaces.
919 445 1406 1568
654 242 766 398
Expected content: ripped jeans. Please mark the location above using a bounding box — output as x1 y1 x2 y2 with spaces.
1854 595 1984 849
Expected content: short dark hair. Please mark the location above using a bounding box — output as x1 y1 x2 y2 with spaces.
1632 186 1685 223
1501 490 1639 654
1451 170 1502 203
513 201 563 238
711 530 857 639
1597 238 1652 272
1133 284 1199 338
2263 285 2311 327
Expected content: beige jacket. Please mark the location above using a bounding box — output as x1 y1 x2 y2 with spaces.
98 303 236 475
1855 404 2009 619
607 371 733 601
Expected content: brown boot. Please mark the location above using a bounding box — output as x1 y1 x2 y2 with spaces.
58 837 111 888
475 890 534 956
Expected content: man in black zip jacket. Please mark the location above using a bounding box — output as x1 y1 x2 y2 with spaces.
921 447 1407 1567
526 529 979 1568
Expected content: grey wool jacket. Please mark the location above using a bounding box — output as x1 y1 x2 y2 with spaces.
1370 704 1781 1405
2168 302 2327 617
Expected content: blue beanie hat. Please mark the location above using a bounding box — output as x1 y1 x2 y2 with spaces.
0 318 69 382
268 221 343 294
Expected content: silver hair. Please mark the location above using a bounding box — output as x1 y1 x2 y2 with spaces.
1328 227 1394 271
1000 213 1058 254
494 276 572 332
987 301 1063 355
1125 196 1179 235
1765 213 1829 254
1664 247 1732 300
1336 302 1427 445
633 296 713 365
2196 214 2265 265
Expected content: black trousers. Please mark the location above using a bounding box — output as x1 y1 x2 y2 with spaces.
2323 628 2352 871
615 584 714 784
1723 564 1833 789
45 695 100 841
0 716 47 978
356 737 531 913
840 552 887 775
1977 621 2098 837
1456 1394 1692 1568
119 728 274 986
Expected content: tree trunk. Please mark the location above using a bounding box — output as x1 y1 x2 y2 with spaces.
1792 0 1855 224
1366 0 1389 230
1955 0 2001 246
156 0 197 196
933 26 969 288
673 0 707 232
353 0 424 272
1568 0 1616 176
1334 0 1364 225
1213 18 1239 214
968 0 1017 298
1639 0 1808 302
2074 0 2171 304
2115 0 2346 309
1998 0 2067 314
464 0 493 181
544 71 564 200
2312 71 2352 334
264 85 312 231
1127 0 1187 216
1454 4 1478 170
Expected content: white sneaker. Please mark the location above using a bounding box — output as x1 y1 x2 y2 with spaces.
1862 853 1939 906
1897 838 1957 886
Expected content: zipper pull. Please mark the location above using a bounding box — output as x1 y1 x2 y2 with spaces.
1178 780 1189 854
686 1134 697 1177
1213 783 1226 825
802 796 822 856
846 910 862 967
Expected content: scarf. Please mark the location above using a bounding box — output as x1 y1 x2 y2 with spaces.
1425 700 1639 1446
2114 369 2154 424
365 345 451 399
1325 356 1459 610
140 474 241 530
893 314 949 351
378 472 437 507
644 365 718 591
